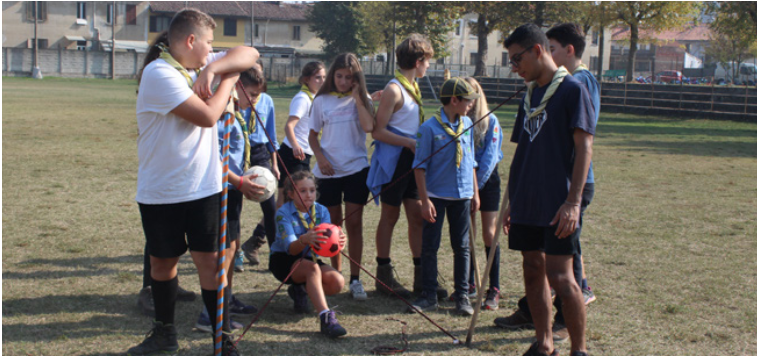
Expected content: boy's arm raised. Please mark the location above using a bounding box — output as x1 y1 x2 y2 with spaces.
172 72 239 127
194 46 260 98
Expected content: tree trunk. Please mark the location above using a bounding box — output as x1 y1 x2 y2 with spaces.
626 24 638 82
474 13 489 77
534 2 545 27
597 27 605 79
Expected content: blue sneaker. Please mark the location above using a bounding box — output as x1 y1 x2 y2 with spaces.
319 310 347 338
230 295 257 316
195 308 244 333
234 251 245 272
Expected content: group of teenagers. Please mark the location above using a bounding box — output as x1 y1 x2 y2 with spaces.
130 8 599 357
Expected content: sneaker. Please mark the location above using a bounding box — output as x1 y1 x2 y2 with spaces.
494 309 534 330
552 322 569 343
408 293 438 313
349 279 368 301
126 321 179 356
583 287 596 305
222 336 240 356
194 309 244 333
570 350 589 356
137 286 155 317
522 341 558 356
234 251 245 272
449 284 477 302
176 285 197 302
376 263 412 299
230 295 257 316
482 287 500 310
288 284 310 314
319 310 347 338
454 293 474 316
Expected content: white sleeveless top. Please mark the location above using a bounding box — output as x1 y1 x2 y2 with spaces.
387 78 421 136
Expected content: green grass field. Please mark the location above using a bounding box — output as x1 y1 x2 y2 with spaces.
2 76 756 356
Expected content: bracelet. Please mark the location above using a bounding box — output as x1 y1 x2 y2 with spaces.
565 201 580 207
238 176 244 190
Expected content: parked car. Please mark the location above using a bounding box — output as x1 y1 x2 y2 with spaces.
653 70 683 83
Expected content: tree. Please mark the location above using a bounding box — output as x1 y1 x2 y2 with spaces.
463 2 512 76
610 2 700 82
357 2 395 74
392 2 463 59
306 2 369 60
706 1 757 82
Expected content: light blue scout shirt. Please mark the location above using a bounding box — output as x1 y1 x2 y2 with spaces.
271 201 331 257
412 109 477 200
217 114 245 190
474 113 504 188
365 126 415 204
242 93 279 154
572 69 599 184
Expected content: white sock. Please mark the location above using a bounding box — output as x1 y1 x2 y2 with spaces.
319 309 330 317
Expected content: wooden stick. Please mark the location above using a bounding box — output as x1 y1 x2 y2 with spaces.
466 181 509 348
469 212 481 300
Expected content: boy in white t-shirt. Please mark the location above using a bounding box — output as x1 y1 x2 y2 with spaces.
128 9 259 356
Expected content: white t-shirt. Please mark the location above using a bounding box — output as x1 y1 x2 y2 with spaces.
282 91 314 155
309 94 371 178
135 51 226 204
387 79 421 136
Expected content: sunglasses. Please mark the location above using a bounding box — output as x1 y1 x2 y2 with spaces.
509 46 535 69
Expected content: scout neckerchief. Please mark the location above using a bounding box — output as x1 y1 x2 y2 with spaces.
239 95 261 135
433 107 465 168
394 69 424 125
232 91 251 171
573 63 589 74
329 91 351 98
296 203 318 260
157 43 197 88
523 66 569 120
301 85 314 102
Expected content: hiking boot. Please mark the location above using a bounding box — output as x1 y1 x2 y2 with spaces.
234 251 245 272
412 266 448 300
583 287 596 305
176 285 196 302
376 263 411 299
194 308 243 333
408 293 438 313
288 284 310 314
319 310 347 338
552 322 569 343
222 336 240 356
449 284 477 302
522 341 558 356
137 286 155 317
494 309 534 330
242 225 267 266
126 321 179 356
482 287 500 310
454 293 474 316
230 295 257 316
349 279 368 301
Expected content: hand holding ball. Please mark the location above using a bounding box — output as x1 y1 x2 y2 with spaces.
242 166 277 202
311 223 344 258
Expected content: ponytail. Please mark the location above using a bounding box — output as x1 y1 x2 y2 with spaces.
137 31 169 89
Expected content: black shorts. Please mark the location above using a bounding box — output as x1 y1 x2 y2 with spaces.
380 148 419 207
249 143 273 170
478 166 501 212
277 143 312 188
269 251 325 284
508 223 581 256
139 193 220 258
317 167 370 207
227 189 243 242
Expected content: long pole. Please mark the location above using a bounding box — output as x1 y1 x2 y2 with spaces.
214 110 232 355
250 1 254 47
111 1 116 80
32 1 42 79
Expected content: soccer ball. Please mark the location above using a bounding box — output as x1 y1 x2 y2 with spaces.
242 166 277 202
311 223 343 258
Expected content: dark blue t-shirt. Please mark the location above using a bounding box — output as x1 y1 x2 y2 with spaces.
508 74 595 227
571 69 600 184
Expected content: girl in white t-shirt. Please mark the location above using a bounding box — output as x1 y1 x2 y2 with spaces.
308 53 374 301
277 62 326 208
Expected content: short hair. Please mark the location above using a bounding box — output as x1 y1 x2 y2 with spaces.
504 23 549 52
168 8 216 45
396 34 434 70
546 23 586 58
298 61 325 86
240 65 267 93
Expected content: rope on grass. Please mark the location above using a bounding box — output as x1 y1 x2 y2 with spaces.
371 318 409 355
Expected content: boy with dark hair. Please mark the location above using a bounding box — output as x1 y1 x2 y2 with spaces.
409 78 480 316
499 23 595 356
129 8 259 356
367 34 441 299
496 22 600 342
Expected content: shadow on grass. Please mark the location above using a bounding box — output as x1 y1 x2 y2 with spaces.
613 139 756 158
5 255 200 280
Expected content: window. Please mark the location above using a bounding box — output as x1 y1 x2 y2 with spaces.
149 15 170 33
254 24 259 38
126 4 137 25
502 52 509 66
26 2 47 21
293 25 301 41
77 2 86 20
590 56 599 71
77 40 87 51
436 57 445 65
470 52 479 65
635 61 650 71
455 20 462 36
592 30 599 46
106 3 114 24
224 18 237 36
31 38 49 49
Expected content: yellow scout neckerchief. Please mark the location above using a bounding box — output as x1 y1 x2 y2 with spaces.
232 91 251 171
157 43 198 87
296 204 318 260
433 107 465 168
523 66 569 120
394 69 424 125
572 63 589 74
301 85 314 102
329 91 351 98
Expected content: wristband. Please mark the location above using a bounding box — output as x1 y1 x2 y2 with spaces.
238 176 244 191
565 201 580 207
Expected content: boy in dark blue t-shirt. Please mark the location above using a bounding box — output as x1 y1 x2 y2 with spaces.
500 24 595 356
